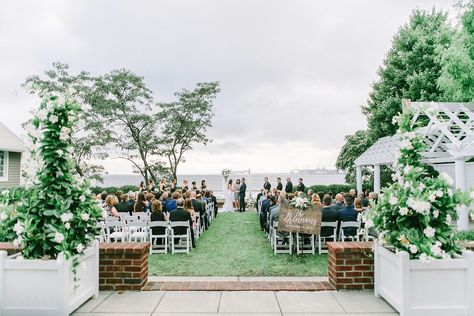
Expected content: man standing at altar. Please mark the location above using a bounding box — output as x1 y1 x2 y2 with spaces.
276 177 283 191
297 178 305 193
263 177 271 191
285 177 293 193
239 178 247 212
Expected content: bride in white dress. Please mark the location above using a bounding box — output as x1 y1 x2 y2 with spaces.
222 179 235 212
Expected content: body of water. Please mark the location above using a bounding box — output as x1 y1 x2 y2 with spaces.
102 172 347 198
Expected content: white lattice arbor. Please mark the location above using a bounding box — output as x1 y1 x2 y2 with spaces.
354 101 474 230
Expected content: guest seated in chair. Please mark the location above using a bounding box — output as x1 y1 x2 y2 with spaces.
331 193 344 212
338 194 358 237
115 194 134 215
169 198 196 248
321 194 339 238
150 200 168 245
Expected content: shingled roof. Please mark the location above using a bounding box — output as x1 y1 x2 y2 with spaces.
0 122 25 152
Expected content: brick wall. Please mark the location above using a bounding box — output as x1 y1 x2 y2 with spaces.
99 242 149 291
0 242 21 256
466 241 474 251
327 242 374 290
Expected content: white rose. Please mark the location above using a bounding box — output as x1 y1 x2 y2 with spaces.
56 149 64 157
13 222 24 235
428 194 436 202
409 244 418 254
0 212 7 221
423 226 436 238
431 244 443 257
49 114 59 124
76 243 84 253
81 213 90 221
65 222 71 229
399 207 409 216
37 108 48 120
419 253 432 263
435 190 444 198
418 183 426 191
389 196 398 206
54 232 64 243
60 212 73 223
439 172 454 186
79 195 86 202
432 209 439 218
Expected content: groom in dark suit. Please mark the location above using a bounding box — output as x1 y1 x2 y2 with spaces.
239 178 247 212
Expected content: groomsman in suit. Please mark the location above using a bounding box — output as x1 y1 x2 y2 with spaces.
239 178 247 212
276 177 283 191
285 177 293 193
263 177 271 191
297 178 305 192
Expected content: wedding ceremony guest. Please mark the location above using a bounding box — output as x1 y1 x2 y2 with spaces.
191 191 207 229
201 180 207 190
159 179 167 192
149 179 156 192
116 194 134 215
260 194 272 230
332 193 344 212
104 195 121 217
276 177 283 191
100 191 108 203
134 192 147 213
191 181 198 191
166 191 180 213
338 194 358 237
354 197 364 212
239 178 247 212
256 189 264 210
139 181 146 192
150 200 168 245
182 179 189 193
233 178 241 210
321 194 338 237
263 177 271 191
368 192 378 206
115 190 123 202
285 177 293 193
311 193 322 207
209 190 218 217
307 189 314 198
184 198 197 224
297 178 305 192
144 193 154 212
169 198 195 248
349 188 356 197
267 195 279 232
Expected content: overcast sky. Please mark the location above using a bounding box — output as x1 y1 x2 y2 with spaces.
0 0 457 174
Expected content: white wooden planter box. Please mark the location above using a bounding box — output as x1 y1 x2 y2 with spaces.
374 241 474 316
0 240 99 316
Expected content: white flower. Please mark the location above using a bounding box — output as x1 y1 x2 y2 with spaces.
399 139 413 150
76 243 84 253
59 127 71 141
403 165 412 174
446 214 452 225
439 172 454 186
391 116 398 125
56 149 64 157
79 195 86 202
1 189 9 196
407 198 431 215
419 253 432 263
12 236 22 247
409 244 418 254
423 226 436 238
65 222 70 229
49 114 59 124
399 207 409 216
13 222 24 235
431 243 443 257
418 183 426 191
435 190 444 198
405 132 416 140
365 219 374 229
37 109 48 120
432 210 439 219
0 212 7 221
447 189 453 197
81 212 90 221
54 232 64 243
389 196 398 206
428 194 436 202
60 212 73 223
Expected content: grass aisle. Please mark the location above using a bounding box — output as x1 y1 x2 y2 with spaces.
148 211 328 276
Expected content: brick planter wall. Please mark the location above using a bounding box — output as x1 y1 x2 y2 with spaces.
327 242 374 290
99 242 150 291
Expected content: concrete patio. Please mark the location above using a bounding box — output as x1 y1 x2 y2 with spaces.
72 290 398 315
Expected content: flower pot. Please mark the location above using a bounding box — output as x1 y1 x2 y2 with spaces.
374 241 474 316
0 240 99 316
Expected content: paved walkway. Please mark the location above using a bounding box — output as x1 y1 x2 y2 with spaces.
73 290 398 315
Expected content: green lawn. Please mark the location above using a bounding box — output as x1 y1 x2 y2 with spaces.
148 211 328 276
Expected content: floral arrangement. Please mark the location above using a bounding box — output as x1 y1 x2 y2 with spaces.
12 96 101 267
221 168 232 182
366 106 473 261
290 196 311 210
0 188 25 243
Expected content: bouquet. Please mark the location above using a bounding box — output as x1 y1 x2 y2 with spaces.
290 196 311 210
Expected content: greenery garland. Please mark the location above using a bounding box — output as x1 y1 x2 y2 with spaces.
365 105 473 261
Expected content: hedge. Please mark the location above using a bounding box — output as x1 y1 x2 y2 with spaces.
305 184 373 196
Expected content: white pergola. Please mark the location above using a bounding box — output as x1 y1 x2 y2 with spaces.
355 100 474 230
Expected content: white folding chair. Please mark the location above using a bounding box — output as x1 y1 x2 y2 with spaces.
272 222 292 254
149 221 169 254
296 232 315 254
128 220 148 242
339 221 361 241
170 221 191 254
134 212 150 221
318 221 338 254
95 221 106 242
105 219 127 242
194 213 201 240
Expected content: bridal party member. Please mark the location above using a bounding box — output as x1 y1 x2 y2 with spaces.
139 181 146 192
182 179 189 193
201 180 207 190
297 178 305 193
191 181 198 191
276 177 283 191
263 177 271 191
149 179 156 192
285 177 293 193
159 178 167 192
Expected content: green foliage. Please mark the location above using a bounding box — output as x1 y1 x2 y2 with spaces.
336 130 372 183
149 212 328 276
90 185 137 195
13 96 102 261
367 107 473 260
457 229 474 241
438 1 474 101
307 184 367 196
158 82 221 179
0 187 28 242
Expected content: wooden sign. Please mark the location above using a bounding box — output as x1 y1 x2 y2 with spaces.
277 204 323 235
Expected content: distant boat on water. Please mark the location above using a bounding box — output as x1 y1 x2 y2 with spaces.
289 167 344 175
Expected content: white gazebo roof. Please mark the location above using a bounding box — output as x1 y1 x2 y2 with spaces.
0 122 25 152
354 135 400 167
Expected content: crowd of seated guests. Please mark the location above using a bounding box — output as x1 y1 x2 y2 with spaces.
95 178 219 248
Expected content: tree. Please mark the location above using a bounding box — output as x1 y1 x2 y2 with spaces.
337 9 452 185
438 1 474 101
158 82 220 180
22 62 109 182
86 69 166 184
363 9 452 141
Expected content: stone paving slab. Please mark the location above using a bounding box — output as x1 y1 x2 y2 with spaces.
276 291 345 313
219 291 281 313
155 291 221 313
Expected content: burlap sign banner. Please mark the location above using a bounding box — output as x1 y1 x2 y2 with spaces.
277 204 323 235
